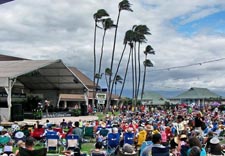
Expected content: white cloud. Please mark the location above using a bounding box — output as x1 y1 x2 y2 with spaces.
0 0 225 97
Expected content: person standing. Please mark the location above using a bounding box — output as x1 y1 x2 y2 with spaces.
45 99 50 117
72 121 83 149
194 111 204 135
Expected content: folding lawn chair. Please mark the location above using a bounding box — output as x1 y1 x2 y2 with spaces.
83 127 94 142
18 147 47 156
31 128 45 146
53 128 66 139
124 132 135 145
65 134 79 151
0 136 10 147
107 133 120 156
99 129 109 138
46 134 60 153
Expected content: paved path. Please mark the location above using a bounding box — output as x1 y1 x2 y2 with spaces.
1 115 98 126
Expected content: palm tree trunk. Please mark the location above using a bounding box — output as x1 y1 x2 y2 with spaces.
119 46 132 99
141 63 147 102
96 30 106 86
134 42 137 107
111 44 127 90
107 10 121 112
92 22 97 109
141 54 148 102
105 74 109 91
131 45 135 99
115 82 117 95
136 42 141 102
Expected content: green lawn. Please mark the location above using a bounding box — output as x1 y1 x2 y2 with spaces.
81 142 95 154
96 111 120 120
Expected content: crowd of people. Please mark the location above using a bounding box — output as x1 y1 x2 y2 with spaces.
0 104 225 156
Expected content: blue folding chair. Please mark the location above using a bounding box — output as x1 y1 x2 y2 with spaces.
46 130 57 136
46 134 60 152
124 132 135 145
152 146 170 156
65 134 79 151
107 133 120 156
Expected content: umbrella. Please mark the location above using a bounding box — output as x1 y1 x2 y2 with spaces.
210 102 221 107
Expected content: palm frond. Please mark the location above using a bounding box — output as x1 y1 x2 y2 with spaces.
93 9 109 21
119 0 133 12
143 59 154 67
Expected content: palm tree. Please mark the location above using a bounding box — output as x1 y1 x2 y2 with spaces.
96 18 116 87
92 9 109 108
114 75 123 95
140 45 155 101
104 67 112 95
107 0 133 112
112 30 134 98
133 25 151 105
119 42 133 99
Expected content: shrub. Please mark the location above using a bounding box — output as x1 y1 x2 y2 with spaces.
72 109 81 116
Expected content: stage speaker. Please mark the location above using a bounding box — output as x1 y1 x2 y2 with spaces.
11 104 24 121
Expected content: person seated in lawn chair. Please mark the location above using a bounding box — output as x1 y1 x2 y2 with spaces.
96 122 109 143
41 125 60 137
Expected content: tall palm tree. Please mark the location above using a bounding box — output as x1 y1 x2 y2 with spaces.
92 9 109 108
107 0 133 112
141 45 155 101
96 18 116 87
133 25 151 104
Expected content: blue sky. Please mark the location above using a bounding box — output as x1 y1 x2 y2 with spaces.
172 10 225 37
0 0 225 98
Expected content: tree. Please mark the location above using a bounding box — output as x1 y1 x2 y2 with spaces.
132 25 151 106
112 29 133 99
92 9 109 108
119 41 134 101
96 18 116 87
107 0 133 112
114 75 123 95
104 67 112 94
141 45 155 101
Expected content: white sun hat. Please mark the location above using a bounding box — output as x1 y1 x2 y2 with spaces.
210 137 220 144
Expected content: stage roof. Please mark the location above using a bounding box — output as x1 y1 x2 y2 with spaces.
0 60 85 90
